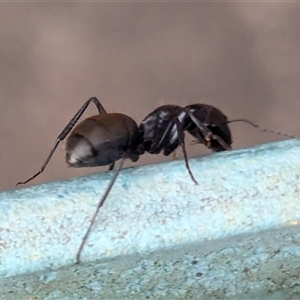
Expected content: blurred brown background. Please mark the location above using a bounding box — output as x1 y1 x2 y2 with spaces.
1 2 299 191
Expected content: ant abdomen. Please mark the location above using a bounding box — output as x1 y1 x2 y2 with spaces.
65 113 141 168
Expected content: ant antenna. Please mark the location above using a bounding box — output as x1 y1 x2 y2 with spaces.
228 118 296 139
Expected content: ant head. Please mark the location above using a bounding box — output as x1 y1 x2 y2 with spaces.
185 103 233 151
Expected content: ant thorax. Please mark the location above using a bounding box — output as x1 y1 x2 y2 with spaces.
140 105 188 146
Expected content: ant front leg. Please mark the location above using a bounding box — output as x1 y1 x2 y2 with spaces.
187 110 231 151
190 136 231 151
185 110 213 144
108 163 115 171
16 97 108 186
171 149 179 160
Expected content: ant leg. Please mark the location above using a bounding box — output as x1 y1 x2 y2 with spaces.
174 118 198 185
171 149 179 160
16 97 108 186
76 156 126 264
228 119 296 139
185 110 231 151
201 106 230 149
203 106 215 148
191 135 231 150
210 134 232 150
108 163 115 171
90 97 107 114
203 105 214 124
156 121 174 149
185 110 213 145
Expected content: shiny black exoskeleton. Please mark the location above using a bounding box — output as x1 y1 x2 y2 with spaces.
138 104 216 185
184 103 232 152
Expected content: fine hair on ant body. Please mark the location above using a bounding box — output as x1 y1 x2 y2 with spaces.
16 97 143 264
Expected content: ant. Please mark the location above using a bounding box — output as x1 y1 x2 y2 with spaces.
16 99 295 265
139 103 296 182
16 97 143 264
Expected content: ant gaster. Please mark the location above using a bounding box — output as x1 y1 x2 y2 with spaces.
16 97 142 264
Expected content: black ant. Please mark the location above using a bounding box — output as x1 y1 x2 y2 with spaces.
16 97 143 264
16 99 295 265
